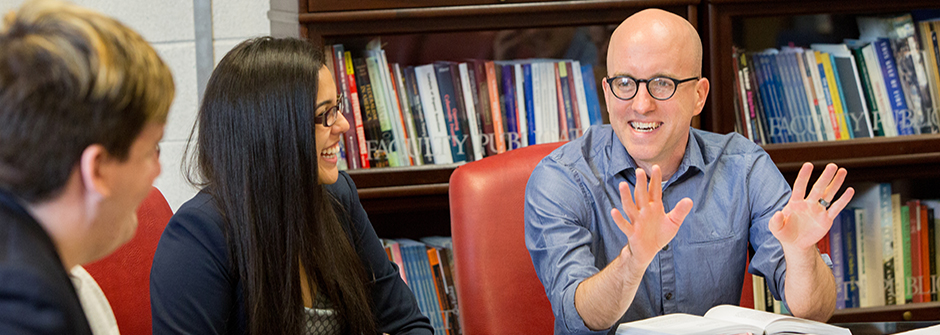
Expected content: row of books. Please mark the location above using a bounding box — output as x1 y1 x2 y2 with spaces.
382 237 460 335
747 182 940 311
732 13 940 144
325 39 604 170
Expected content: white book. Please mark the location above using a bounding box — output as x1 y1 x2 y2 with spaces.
572 60 591 133
513 63 528 148
393 64 423 166
457 63 483 161
616 305 850 335
804 50 837 141
861 43 899 137
413 64 453 164
531 62 545 144
847 183 887 307
376 48 411 166
544 61 560 143
892 323 940 334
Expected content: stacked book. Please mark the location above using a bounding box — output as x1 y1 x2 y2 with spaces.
732 13 940 144
325 39 604 170
382 237 460 335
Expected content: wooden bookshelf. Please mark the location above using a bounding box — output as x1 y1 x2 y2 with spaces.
704 0 940 323
293 0 940 323
299 0 699 238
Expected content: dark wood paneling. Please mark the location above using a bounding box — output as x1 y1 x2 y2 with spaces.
307 0 548 13
301 0 698 38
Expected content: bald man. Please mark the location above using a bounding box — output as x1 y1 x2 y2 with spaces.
524 9 853 334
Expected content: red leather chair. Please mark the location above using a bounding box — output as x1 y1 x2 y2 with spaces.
449 142 564 335
84 187 173 335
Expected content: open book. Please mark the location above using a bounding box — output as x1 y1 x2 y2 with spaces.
615 304 850 335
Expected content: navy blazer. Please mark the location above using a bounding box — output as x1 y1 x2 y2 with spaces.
0 189 93 334
151 171 432 334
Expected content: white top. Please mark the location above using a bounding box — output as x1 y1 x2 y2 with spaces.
69 265 120 335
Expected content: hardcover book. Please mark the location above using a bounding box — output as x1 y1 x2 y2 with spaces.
615 305 850 335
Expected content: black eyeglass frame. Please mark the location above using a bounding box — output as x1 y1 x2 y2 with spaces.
605 76 699 101
314 94 344 127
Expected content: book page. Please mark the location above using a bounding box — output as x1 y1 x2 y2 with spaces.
616 313 761 335
704 305 850 335
704 304 790 330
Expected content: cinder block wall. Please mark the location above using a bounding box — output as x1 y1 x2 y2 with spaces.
1 0 281 211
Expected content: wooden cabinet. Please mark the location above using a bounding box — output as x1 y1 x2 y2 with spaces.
298 0 699 238
703 0 940 322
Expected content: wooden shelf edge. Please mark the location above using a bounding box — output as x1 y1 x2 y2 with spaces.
764 135 940 173
356 183 450 199
829 301 940 323
301 0 698 36
301 0 698 22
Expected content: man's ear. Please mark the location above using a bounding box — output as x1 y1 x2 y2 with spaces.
692 77 710 116
78 144 113 198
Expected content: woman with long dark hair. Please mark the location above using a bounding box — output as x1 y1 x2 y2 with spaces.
149 37 432 335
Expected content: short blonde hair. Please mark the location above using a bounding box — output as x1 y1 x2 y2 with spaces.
0 0 174 201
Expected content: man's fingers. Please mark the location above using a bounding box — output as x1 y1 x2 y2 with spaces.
619 181 638 219
808 163 838 202
635 168 649 205
611 208 635 236
827 187 856 219
650 165 663 205
791 162 813 202
666 198 694 228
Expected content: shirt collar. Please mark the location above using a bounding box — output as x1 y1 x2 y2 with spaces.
607 127 704 184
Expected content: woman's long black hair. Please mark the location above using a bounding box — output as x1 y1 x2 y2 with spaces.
186 36 375 334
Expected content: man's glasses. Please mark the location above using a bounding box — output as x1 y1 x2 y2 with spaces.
605 76 699 101
314 94 344 127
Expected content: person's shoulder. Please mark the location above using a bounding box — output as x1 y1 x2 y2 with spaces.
164 190 225 246
324 171 356 205
0 260 81 331
692 128 766 159
542 125 613 167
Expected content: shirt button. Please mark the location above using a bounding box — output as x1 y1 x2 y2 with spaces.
665 293 673 300
662 244 669 251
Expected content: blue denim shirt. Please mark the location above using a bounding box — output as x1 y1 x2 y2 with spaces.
525 126 791 335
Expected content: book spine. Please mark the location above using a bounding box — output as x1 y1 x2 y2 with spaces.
902 204 913 303
572 61 591 136
331 45 360 169
404 66 433 165
414 64 453 165
513 63 529 148
471 60 496 157
484 61 507 153
854 208 868 307
499 64 519 150
458 63 484 161
434 63 468 163
874 38 916 135
344 52 370 168
393 64 422 166
854 46 885 137
841 208 859 308
523 63 537 146
580 63 602 127
353 57 390 168
921 205 932 302
830 212 846 309
822 53 854 139
814 52 843 140
365 54 401 167
448 63 475 162
880 183 896 305
564 61 583 138
557 61 576 140
377 50 411 167
833 53 873 138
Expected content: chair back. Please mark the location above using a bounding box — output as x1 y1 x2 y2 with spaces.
449 142 564 335
84 187 172 335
